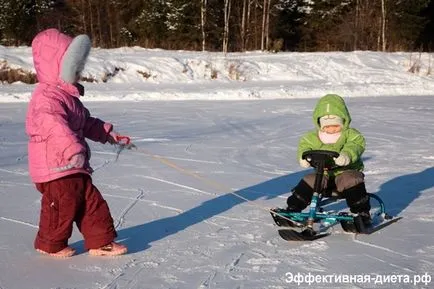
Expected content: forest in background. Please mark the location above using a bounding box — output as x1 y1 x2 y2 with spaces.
0 0 433 52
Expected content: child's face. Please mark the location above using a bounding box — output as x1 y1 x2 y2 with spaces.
321 125 342 134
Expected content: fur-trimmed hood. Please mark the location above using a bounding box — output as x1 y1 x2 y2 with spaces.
31 28 91 87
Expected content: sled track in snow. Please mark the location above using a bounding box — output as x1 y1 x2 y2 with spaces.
0 216 38 228
352 234 411 258
114 189 147 230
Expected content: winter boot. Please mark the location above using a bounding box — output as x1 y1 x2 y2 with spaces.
358 212 372 226
343 182 371 226
286 180 314 212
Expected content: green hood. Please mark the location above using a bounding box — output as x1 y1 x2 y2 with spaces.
313 94 351 130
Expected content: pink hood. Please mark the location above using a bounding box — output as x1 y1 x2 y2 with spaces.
32 28 73 85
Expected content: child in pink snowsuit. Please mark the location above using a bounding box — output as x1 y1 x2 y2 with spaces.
26 28 127 257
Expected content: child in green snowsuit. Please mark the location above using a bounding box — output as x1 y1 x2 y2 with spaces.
286 94 371 224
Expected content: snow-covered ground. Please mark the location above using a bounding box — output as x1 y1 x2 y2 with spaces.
0 47 433 289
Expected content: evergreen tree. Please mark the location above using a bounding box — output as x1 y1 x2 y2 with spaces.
164 0 201 50
417 0 434 51
302 0 355 51
273 0 309 51
387 0 431 50
202 0 224 51
118 0 201 49
0 0 55 45
119 0 168 47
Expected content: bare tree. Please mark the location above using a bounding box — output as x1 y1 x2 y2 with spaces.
261 0 267 50
381 0 387 51
97 2 102 46
245 0 253 50
240 0 254 51
81 0 87 33
241 0 247 51
88 0 95 45
106 1 114 47
354 0 359 50
223 0 232 53
260 0 272 51
201 0 207 51
265 0 271 50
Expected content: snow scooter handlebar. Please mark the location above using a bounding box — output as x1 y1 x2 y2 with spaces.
302 150 339 171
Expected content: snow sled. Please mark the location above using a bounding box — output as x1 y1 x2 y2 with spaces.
270 150 401 241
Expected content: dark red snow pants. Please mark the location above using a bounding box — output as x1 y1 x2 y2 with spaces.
34 173 117 253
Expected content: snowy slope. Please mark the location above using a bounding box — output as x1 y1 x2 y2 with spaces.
0 47 433 289
0 46 434 101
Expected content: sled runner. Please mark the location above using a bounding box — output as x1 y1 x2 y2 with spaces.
270 150 401 241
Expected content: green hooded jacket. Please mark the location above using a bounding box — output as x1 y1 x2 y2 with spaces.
297 94 366 176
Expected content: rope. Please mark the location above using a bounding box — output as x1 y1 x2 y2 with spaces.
95 144 295 223
128 146 295 222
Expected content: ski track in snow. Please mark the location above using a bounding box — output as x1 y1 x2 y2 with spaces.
103 191 184 214
0 180 33 187
197 270 217 289
0 217 38 228
364 254 417 273
0 168 28 176
153 155 222 165
141 175 218 197
351 235 411 258
114 189 147 230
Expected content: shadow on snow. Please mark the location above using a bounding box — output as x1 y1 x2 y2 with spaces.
373 167 434 216
71 170 305 254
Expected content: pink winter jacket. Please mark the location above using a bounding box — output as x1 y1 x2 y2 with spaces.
26 29 112 183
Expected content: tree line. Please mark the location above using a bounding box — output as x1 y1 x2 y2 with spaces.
0 0 433 52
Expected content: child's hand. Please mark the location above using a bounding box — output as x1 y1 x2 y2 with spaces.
334 153 350 166
299 158 310 168
107 130 121 144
